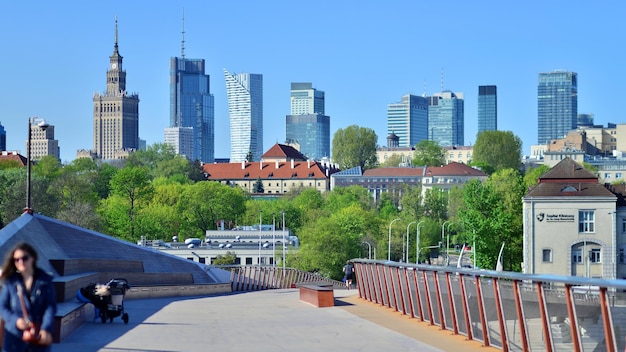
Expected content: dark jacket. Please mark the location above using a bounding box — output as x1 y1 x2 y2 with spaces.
0 269 56 352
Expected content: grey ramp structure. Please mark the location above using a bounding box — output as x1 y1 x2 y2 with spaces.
0 212 216 285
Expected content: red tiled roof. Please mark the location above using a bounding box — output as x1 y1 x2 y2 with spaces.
262 144 307 161
526 182 616 198
0 153 27 167
203 160 332 180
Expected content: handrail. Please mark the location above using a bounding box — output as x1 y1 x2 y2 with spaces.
216 265 346 291
353 259 624 352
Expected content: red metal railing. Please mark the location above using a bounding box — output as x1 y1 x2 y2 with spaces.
353 259 626 352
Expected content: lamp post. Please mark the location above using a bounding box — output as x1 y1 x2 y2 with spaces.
281 211 286 271
416 221 425 263
272 214 276 267
258 210 263 265
362 242 372 259
406 221 417 263
441 221 450 265
388 218 402 261
25 117 49 214
446 222 454 266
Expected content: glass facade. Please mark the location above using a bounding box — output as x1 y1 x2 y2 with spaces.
0 122 5 151
285 114 330 160
169 58 214 162
537 71 578 145
224 69 263 162
427 91 464 147
290 83 324 115
477 85 497 133
387 95 428 148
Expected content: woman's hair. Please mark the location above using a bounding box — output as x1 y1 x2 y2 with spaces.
0 242 39 281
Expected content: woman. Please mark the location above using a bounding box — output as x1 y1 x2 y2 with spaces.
0 242 56 351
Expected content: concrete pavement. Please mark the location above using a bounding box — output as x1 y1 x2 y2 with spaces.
57 288 494 352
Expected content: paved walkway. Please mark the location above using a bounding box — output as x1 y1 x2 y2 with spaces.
58 288 496 352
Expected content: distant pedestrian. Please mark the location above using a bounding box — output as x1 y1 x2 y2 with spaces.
342 261 354 289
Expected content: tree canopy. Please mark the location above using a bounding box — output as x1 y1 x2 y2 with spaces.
472 131 522 173
331 125 378 170
412 140 446 166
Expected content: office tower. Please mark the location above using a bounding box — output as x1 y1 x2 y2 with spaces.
224 69 263 162
93 18 139 160
427 91 464 147
0 122 5 151
164 127 193 159
285 83 330 160
537 71 577 145
577 113 594 128
169 18 214 162
290 82 325 115
386 94 428 148
28 120 59 161
477 85 497 133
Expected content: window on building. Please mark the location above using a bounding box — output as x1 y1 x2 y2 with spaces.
578 211 595 233
542 249 552 262
605 173 611 179
590 248 601 263
620 247 625 264
622 218 626 233
617 173 623 179
572 249 582 263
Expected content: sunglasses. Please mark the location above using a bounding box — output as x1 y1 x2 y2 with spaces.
13 255 31 263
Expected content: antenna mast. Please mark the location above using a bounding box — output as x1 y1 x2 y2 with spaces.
181 8 186 59
440 67 444 92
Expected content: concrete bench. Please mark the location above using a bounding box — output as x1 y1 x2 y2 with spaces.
53 301 93 343
299 284 334 308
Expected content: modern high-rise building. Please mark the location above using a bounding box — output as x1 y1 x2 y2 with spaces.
427 91 464 147
577 113 594 128
0 122 5 151
224 69 263 162
386 94 428 148
290 82 325 115
164 127 193 159
537 71 578 145
477 85 497 133
27 119 59 161
285 83 330 160
168 19 214 162
93 19 139 160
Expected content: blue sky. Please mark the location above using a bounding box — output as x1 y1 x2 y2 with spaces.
1 1 625 163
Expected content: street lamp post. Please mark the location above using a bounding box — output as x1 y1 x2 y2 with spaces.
272 214 276 267
362 242 372 259
446 222 454 266
281 211 286 272
416 221 425 264
406 221 417 263
25 117 48 214
388 218 402 261
441 221 450 265
258 210 263 265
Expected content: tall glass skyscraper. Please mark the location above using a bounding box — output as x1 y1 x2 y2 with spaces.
0 122 5 151
427 91 464 147
537 71 578 145
477 85 497 133
224 69 263 162
286 83 330 160
169 57 215 162
386 94 428 148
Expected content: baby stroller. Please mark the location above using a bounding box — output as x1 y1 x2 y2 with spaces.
77 278 130 324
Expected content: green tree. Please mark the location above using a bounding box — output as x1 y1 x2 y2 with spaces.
523 164 550 189
33 155 62 179
422 187 448 221
253 177 264 193
399 186 423 219
380 154 405 167
107 167 154 240
180 182 247 238
472 130 522 173
412 140 446 166
331 125 378 170
213 251 237 265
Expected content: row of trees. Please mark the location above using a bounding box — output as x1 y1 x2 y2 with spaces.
0 129 542 280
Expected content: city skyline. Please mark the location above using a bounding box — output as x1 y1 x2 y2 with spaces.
1 1 624 162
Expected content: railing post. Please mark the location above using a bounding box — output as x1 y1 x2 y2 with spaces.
433 271 446 330
492 278 508 352
412 268 424 321
599 287 617 352
475 275 490 346
512 280 530 352
423 270 435 325
405 268 416 318
563 284 582 352
536 282 554 352
445 272 458 334
458 273 473 340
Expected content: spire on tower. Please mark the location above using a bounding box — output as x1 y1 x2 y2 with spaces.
181 9 186 59
115 16 119 49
